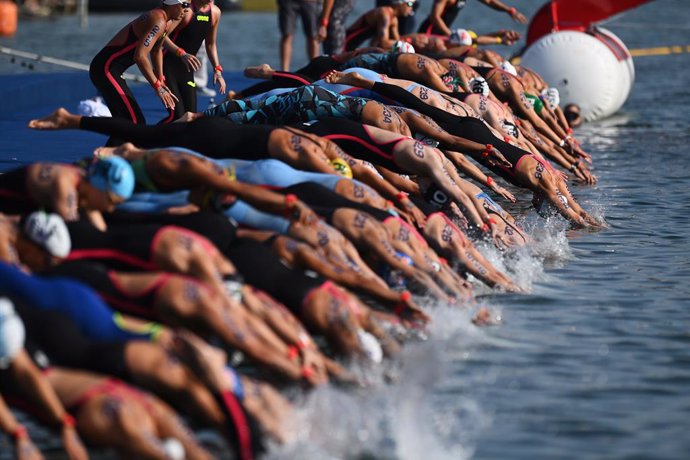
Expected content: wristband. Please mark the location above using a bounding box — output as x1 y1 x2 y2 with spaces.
152 79 163 90
509 7 517 15
301 366 315 380
320 18 329 27
214 64 223 73
284 194 298 217
176 47 186 57
486 176 494 187
395 191 408 202
482 144 493 159
569 160 580 172
487 217 497 225
296 333 312 350
62 413 76 428
11 425 27 440
496 37 503 44
400 291 412 303
287 345 299 361
481 223 490 233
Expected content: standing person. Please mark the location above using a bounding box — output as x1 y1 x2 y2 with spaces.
343 0 416 51
317 0 356 55
161 0 226 122
278 0 319 71
89 0 188 144
376 0 419 35
418 0 527 36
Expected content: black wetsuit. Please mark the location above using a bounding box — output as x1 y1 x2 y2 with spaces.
224 238 325 316
367 81 533 185
297 117 406 173
89 25 147 145
162 4 213 122
418 0 465 34
237 56 341 99
277 182 393 223
0 167 37 215
79 116 277 160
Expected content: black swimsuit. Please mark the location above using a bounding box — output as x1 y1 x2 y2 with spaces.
368 81 533 185
79 116 277 161
161 4 213 121
0 167 37 214
297 117 408 173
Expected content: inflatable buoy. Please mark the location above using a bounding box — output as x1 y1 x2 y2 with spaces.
520 28 634 122
0 0 17 37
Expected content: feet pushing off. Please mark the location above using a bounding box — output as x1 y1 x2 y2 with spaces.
28 107 80 130
324 70 368 88
243 63 275 79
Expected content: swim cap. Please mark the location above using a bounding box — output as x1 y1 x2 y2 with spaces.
392 40 416 54
500 60 518 76
541 87 560 107
87 156 135 200
22 211 71 258
0 298 25 370
329 158 353 179
468 76 489 96
449 28 473 46
162 0 188 5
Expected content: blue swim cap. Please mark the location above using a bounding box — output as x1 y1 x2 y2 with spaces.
87 156 135 200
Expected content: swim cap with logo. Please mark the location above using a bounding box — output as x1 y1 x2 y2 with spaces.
392 40 415 54
22 211 71 258
87 156 135 200
449 28 473 46
468 76 489 96
0 298 25 369
329 158 353 179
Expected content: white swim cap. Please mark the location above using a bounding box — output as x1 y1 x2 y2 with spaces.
500 60 518 76
449 28 473 47
541 87 560 107
162 438 186 460
22 211 71 258
468 76 489 96
392 40 415 54
162 0 189 5
357 329 383 364
0 298 25 370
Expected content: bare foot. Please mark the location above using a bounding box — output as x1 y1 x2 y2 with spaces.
28 107 78 130
324 70 363 87
243 64 275 79
93 142 137 158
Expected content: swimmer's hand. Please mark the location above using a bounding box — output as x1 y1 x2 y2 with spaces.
61 422 89 460
317 24 328 42
177 111 202 123
489 181 517 203
181 53 202 72
157 84 179 110
15 434 43 460
214 71 227 95
485 147 513 169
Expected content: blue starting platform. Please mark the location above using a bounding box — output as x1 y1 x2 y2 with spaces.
0 71 252 172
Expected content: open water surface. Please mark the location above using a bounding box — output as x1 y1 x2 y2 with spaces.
1 1 689 459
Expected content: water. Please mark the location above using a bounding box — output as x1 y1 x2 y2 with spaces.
2 0 690 459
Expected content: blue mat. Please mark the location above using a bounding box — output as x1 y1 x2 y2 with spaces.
0 71 252 171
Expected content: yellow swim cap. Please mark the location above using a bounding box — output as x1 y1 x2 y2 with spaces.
329 158 353 179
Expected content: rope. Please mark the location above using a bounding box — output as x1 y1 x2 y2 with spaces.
0 46 147 83
629 45 690 57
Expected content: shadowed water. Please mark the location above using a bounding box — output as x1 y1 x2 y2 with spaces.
1 1 690 459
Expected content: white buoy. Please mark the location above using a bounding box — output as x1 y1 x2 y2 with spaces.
520 28 634 121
